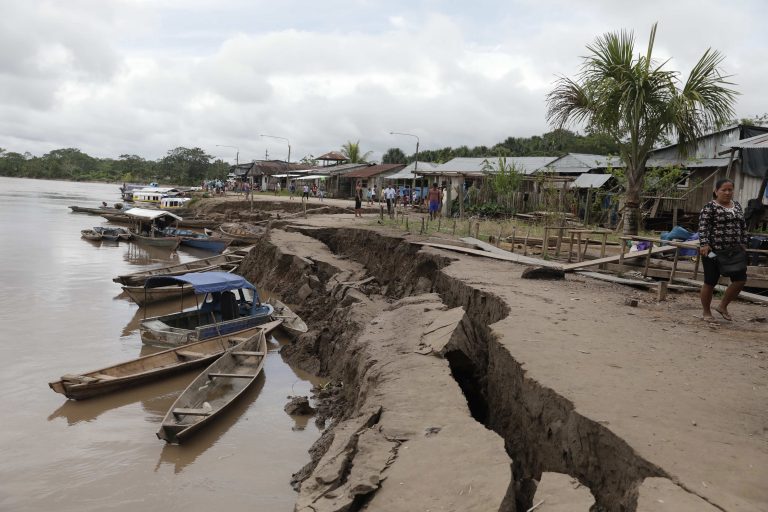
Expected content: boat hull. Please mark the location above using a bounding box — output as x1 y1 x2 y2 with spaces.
123 284 196 306
113 252 245 286
267 298 308 339
180 237 232 253
49 320 281 400
157 331 268 444
140 304 275 347
131 233 181 250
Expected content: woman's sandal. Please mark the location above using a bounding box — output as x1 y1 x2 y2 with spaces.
714 307 733 321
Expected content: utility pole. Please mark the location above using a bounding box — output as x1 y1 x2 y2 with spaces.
389 132 419 199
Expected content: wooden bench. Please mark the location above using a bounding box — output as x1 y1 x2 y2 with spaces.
176 350 206 359
172 407 212 417
228 337 251 344
231 351 264 357
208 372 252 379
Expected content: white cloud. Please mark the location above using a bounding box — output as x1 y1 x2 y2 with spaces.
0 0 764 162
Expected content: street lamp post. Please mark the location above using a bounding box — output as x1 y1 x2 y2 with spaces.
260 134 291 164
216 144 249 210
389 131 419 203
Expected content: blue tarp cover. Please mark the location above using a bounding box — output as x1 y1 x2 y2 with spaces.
144 271 256 293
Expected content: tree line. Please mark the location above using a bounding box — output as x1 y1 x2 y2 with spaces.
0 146 230 185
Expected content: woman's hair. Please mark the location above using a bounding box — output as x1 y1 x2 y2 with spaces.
713 178 734 198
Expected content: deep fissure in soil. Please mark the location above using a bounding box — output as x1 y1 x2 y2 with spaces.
241 226 668 511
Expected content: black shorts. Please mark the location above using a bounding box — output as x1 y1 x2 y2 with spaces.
355 197 362 209
702 255 747 286
302 192 309 198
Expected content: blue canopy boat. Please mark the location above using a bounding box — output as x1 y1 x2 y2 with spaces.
139 271 274 347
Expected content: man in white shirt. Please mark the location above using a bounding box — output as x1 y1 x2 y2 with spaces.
384 184 396 216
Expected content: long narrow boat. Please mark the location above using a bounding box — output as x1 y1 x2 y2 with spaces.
139 272 274 347
267 298 308 339
164 227 233 253
113 252 246 286
49 320 281 400
100 212 218 229
217 223 267 244
122 283 196 306
157 330 268 443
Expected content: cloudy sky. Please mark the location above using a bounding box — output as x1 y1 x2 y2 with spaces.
0 0 765 163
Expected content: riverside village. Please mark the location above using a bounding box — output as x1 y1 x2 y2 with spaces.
1 8 766 512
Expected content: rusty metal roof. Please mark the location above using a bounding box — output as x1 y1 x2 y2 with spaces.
344 164 406 179
722 132 768 150
317 151 348 161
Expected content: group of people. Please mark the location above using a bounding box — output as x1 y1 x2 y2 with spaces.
287 180 325 202
353 181 446 218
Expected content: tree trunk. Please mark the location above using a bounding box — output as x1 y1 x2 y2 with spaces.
622 164 644 236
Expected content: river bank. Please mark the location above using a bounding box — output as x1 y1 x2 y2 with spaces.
231 205 767 511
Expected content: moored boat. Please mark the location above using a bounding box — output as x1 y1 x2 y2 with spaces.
124 208 182 250
48 320 281 400
122 283 196 306
156 330 268 444
113 251 246 286
93 226 132 242
217 223 268 244
267 298 308 339
81 229 103 241
164 227 233 253
139 271 274 347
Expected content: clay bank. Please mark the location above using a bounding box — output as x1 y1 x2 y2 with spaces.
228 211 767 512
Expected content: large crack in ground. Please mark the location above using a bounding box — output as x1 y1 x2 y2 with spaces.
238 225 717 511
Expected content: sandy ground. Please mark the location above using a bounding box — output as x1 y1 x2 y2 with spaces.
217 193 767 510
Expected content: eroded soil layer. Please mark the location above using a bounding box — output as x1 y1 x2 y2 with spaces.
238 225 767 512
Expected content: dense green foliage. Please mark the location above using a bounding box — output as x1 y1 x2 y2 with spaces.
381 147 407 164
341 140 373 163
0 146 230 185
412 129 618 163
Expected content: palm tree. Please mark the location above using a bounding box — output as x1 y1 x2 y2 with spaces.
546 23 737 234
341 140 373 164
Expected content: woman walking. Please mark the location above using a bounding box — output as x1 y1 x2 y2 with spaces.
698 178 749 321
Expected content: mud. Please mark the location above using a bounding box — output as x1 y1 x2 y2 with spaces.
235 218 767 512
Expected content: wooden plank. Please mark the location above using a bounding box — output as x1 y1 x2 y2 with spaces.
673 278 768 304
207 372 253 379
562 245 677 271
228 337 250 344
61 374 98 383
92 373 117 381
231 351 265 357
459 237 518 257
414 241 564 270
576 271 698 291
172 408 211 417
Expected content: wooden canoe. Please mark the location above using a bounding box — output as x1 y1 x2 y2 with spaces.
122 283 197 306
156 330 268 444
131 232 181 250
267 298 308 339
49 319 281 400
113 252 245 286
217 223 267 244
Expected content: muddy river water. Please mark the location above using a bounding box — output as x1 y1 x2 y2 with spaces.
0 177 321 511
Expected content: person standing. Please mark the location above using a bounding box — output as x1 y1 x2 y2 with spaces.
370 185 376 205
289 181 296 200
427 183 441 220
698 178 749 321
384 184 395 217
354 181 363 217
302 183 310 201
318 181 325 201
275 181 281 196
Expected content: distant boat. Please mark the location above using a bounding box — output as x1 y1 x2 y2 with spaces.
156 329 268 444
48 320 281 401
80 229 102 241
93 226 131 242
139 271 274 347
163 227 233 253
113 251 246 286
124 208 182 250
215 223 268 244
267 298 308 339
70 205 123 215
122 283 196 306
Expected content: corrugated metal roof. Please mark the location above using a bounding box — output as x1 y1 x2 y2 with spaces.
344 164 406 179
572 174 614 189
723 132 768 149
124 208 183 221
315 163 371 175
424 156 559 176
646 157 730 168
389 161 439 180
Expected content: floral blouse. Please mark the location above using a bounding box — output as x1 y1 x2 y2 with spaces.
698 200 748 251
